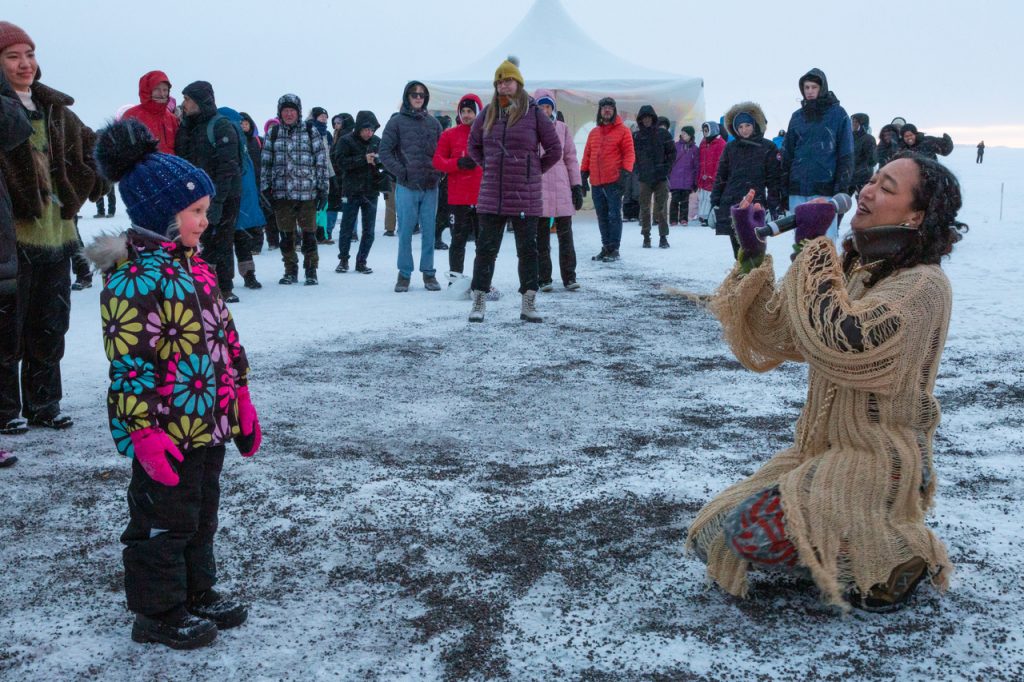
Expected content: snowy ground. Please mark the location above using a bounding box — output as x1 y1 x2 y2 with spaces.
2 147 1022 681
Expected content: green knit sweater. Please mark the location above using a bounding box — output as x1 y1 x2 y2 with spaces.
15 118 77 262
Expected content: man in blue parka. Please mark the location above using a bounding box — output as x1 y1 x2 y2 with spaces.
781 68 853 241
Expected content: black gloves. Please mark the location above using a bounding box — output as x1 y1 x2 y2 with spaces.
456 156 478 171
315 189 327 212
580 171 590 195
618 169 630 190
571 185 583 211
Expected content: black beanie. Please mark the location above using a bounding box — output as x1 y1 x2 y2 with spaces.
458 98 478 114
310 106 328 119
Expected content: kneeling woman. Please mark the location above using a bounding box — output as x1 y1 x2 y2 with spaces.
687 153 966 612
88 119 262 648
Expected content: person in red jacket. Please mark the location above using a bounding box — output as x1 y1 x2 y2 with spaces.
697 121 726 226
580 97 634 262
432 93 483 278
122 71 179 155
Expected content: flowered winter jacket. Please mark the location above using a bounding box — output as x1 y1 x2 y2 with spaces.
88 227 250 457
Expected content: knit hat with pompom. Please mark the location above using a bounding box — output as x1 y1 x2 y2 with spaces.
494 55 523 86
95 118 215 234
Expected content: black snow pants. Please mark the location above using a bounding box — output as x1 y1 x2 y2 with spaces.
0 254 70 422
121 444 226 616
199 196 240 294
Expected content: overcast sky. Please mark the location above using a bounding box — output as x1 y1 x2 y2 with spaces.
6 0 1020 145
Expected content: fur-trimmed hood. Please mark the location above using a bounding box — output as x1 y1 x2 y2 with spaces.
84 226 169 273
724 101 767 139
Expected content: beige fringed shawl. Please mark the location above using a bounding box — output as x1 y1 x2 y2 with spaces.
686 237 953 607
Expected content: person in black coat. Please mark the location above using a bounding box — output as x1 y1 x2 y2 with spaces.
710 101 781 258
900 123 953 160
876 124 901 169
632 104 677 248
0 70 32 299
325 113 355 243
175 81 242 299
334 111 383 274
850 113 877 194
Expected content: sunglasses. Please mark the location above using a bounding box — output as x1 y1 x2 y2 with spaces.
409 92 426 99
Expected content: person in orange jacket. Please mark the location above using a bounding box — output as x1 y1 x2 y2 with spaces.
581 97 634 262
122 70 179 155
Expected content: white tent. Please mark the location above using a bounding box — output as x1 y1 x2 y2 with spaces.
423 0 705 145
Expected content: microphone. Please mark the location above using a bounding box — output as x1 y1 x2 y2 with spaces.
755 193 852 239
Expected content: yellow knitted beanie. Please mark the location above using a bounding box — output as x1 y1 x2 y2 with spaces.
494 56 523 86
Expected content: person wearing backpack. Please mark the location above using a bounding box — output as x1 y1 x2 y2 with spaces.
175 81 242 301
260 94 330 286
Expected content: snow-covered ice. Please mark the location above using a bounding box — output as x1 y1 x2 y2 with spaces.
1 147 1022 680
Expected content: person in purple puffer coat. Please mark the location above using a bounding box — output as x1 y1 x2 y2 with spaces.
668 126 699 226
467 57 561 323
534 88 582 293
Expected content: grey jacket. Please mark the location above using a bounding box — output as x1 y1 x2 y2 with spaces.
379 81 442 191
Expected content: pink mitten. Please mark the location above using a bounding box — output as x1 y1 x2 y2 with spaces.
235 386 262 457
130 427 184 486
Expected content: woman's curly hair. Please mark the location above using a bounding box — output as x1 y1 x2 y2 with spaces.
842 152 968 285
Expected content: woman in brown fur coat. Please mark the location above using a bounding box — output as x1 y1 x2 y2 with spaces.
0 22 104 436
687 153 967 613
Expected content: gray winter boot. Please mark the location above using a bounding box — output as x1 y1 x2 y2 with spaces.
468 289 487 323
520 290 542 323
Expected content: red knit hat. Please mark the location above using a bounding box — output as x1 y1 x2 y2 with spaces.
0 22 35 54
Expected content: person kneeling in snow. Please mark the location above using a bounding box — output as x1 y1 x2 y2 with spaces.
687 153 966 613
87 119 262 649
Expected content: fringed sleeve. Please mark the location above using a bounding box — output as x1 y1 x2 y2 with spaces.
783 238 909 393
709 255 803 372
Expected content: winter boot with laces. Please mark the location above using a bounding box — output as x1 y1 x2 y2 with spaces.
395 274 411 293
423 274 442 291
468 289 487 322
659 236 670 249
642 235 652 248
304 268 318 286
355 261 373 274
243 272 262 289
279 267 298 285
131 605 218 650
335 259 349 273
520 290 543 323
591 246 608 261
187 589 248 630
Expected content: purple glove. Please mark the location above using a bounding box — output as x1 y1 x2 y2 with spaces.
130 427 184 487
731 204 767 259
794 202 837 241
234 386 262 457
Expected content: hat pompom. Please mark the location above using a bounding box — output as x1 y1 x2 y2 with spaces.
506 55 520 67
95 119 159 182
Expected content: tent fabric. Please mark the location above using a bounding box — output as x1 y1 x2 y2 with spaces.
423 0 705 145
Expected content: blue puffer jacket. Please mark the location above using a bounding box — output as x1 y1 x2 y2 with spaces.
781 68 854 198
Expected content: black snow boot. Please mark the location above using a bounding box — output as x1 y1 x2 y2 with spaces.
279 267 298 285
304 268 319 286
335 259 349 273
187 589 248 630
243 272 262 289
355 262 373 274
642 236 652 248
659 236 670 249
28 413 73 430
131 606 218 650
591 247 608 261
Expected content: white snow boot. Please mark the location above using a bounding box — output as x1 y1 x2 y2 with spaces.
520 290 543 323
469 289 487 322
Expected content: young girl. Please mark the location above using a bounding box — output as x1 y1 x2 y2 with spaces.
709 102 781 258
87 118 262 649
